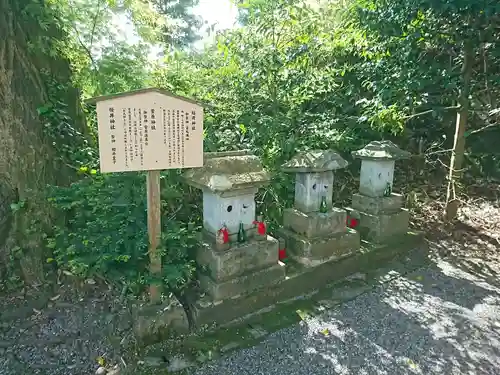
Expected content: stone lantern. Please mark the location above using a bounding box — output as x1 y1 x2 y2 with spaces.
182 150 285 301
347 141 411 243
278 150 360 267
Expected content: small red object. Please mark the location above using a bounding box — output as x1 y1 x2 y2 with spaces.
346 216 359 229
278 247 287 261
253 220 266 236
217 225 230 244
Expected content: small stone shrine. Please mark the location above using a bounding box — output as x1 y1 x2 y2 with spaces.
346 140 411 243
277 150 360 267
182 150 285 301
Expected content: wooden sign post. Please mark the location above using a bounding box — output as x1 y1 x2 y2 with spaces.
88 88 204 304
147 170 162 302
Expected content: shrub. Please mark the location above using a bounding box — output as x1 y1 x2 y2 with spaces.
46 170 199 293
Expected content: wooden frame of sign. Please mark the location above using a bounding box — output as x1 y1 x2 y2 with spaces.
87 88 204 304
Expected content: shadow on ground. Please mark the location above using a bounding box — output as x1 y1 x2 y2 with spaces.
190 243 500 375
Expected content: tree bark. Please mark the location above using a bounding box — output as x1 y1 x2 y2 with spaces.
444 41 474 221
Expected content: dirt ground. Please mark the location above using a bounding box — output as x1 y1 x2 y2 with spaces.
1 190 499 375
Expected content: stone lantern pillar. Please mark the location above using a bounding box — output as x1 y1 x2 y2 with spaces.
347 141 411 243
278 150 360 267
182 150 285 301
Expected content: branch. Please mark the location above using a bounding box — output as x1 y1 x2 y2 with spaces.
403 106 459 120
74 33 96 67
88 0 104 52
467 122 499 136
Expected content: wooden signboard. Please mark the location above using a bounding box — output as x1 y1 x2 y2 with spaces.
88 88 204 303
93 88 203 173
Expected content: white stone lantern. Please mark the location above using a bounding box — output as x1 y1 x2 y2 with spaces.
351 141 411 197
182 150 270 240
348 141 412 243
182 150 285 302
282 150 349 213
279 150 360 267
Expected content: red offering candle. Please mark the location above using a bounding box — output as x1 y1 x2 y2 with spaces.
346 216 359 229
279 248 287 261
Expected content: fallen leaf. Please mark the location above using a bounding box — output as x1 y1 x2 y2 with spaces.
86 278 96 285
296 309 310 320
320 328 330 336
32 308 41 315
97 356 105 366
415 275 423 281
407 358 417 369
62 270 73 276
50 294 61 301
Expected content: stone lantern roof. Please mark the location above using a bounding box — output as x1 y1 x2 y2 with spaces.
182 150 271 193
281 150 348 173
352 141 411 161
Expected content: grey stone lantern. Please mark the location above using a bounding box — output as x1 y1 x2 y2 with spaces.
278 150 360 267
182 150 285 301
282 149 349 213
351 140 411 197
183 150 270 240
348 141 412 243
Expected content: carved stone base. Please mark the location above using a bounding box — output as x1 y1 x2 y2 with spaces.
351 192 403 215
190 232 425 329
197 235 279 281
201 227 258 251
346 207 410 243
199 264 286 301
283 207 347 238
276 227 360 267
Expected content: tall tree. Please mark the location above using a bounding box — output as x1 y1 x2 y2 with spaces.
150 0 203 48
356 0 500 220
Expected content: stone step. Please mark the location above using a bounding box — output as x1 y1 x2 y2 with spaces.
351 192 404 215
276 227 360 267
198 264 286 301
196 235 279 282
283 207 347 238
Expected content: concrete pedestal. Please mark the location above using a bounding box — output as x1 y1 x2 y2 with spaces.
190 231 424 328
277 227 360 267
283 207 347 238
199 264 285 301
347 192 409 243
197 235 285 301
279 206 360 267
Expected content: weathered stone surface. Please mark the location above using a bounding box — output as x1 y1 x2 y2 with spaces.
182 151 271 193
201 227 259 249
191 232 425 327
197 236 279 281
294 171 333 213
0 1 86 284
351 192 404 215
358 159 395 198
283 207 346 238
281 149 348 173
133 295 189 345
351 208 410 243
202 190 258 235
277 227 360 265
352 140 411 161
199 263 286 300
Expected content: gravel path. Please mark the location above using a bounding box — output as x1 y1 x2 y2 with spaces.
0 283 134 375
191 255 500 375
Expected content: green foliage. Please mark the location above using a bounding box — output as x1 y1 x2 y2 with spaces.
354 0 500 175
46 171 199 292
150 0 204 48
38 69 199 294
27 0 500 294
39 72 97 169
152 0 400 227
